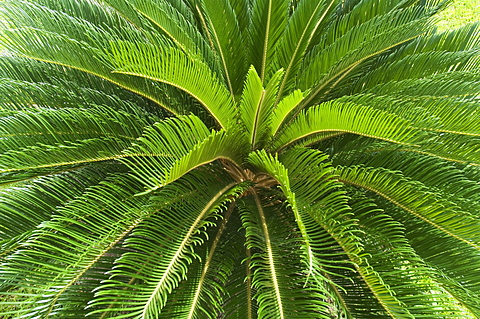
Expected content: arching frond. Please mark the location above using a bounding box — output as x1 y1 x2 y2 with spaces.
248 150 336 288
0 0 184 115
331 140 480 215
299 6 433 105
110 42 236 128
90 171 248 318
274 0 335 100
337 165 480 251
273 100 420 151
129 0 214 62
350 193 475 318
0 106 145 173
348 23 480 93
270 89 305 136
0 164 122 256
201 0 249 95
375 196 480 317
239 195 331 319
122 115 248 193
158 204 243 319
0 173 148 318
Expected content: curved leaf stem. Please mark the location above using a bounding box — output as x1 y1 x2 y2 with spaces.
250 190 285 319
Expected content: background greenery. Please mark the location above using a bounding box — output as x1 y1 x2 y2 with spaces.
437 0 480 30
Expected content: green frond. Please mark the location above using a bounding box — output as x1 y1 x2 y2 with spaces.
0 173 148 318
337 165 480 251
0 164 122 253
349 49 480 94
221 238 256 319
363 71 480 100
274 0 336 100
201 0 249 96
250 0 289 82
0 56 164 117
97 0 155 32
279 147 362 277
248 150 336 287
333 94 480 138
122 115 248 193
273 100 420 151
352 23 480 91
331 141 480 214
90 171 247 318
270 89 305 136
0 106 145 173
129 0 214 63
0 0 479 317
349 193 475 318
158 204 242 319
299 6 433 105
0 0 183 115
239 196 331 319
418 133 480 166
374 196 480 316
239 67 283 149
110 42 236 128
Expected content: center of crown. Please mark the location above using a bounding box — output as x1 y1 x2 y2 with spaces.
221 159 278 189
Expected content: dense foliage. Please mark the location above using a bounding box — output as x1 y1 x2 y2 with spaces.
0 0 479 318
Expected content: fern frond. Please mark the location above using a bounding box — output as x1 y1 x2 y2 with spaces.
90 171 247 318
300 6 432 105
349 193 475 318
201 0 249 96
0 164 122 253
239 196 331 319
375 195 480 317
270 89 305 136
110 42 236 128
274 0 336 100
0 173 148 318
337 165 480 250
130 0 214 63
122 115 248 193
250 0 289 82
240 67 283 149
0 0 183 115
273 100 420 151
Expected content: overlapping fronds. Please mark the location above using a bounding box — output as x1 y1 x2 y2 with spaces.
0 0 479 317
0 0 187 115
373 195 480 317
250 0 289 82
0 173 148 318
90 170 248 318
350 194 475 318
299 5 435 105
274 0 335 99
122 115 248 192
337 165 480 250
158 205 244 319
0 106 146 174
201 0 249 95
239 68 283 149
110 41 236 128
0 164 122 254
239 196 332 319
